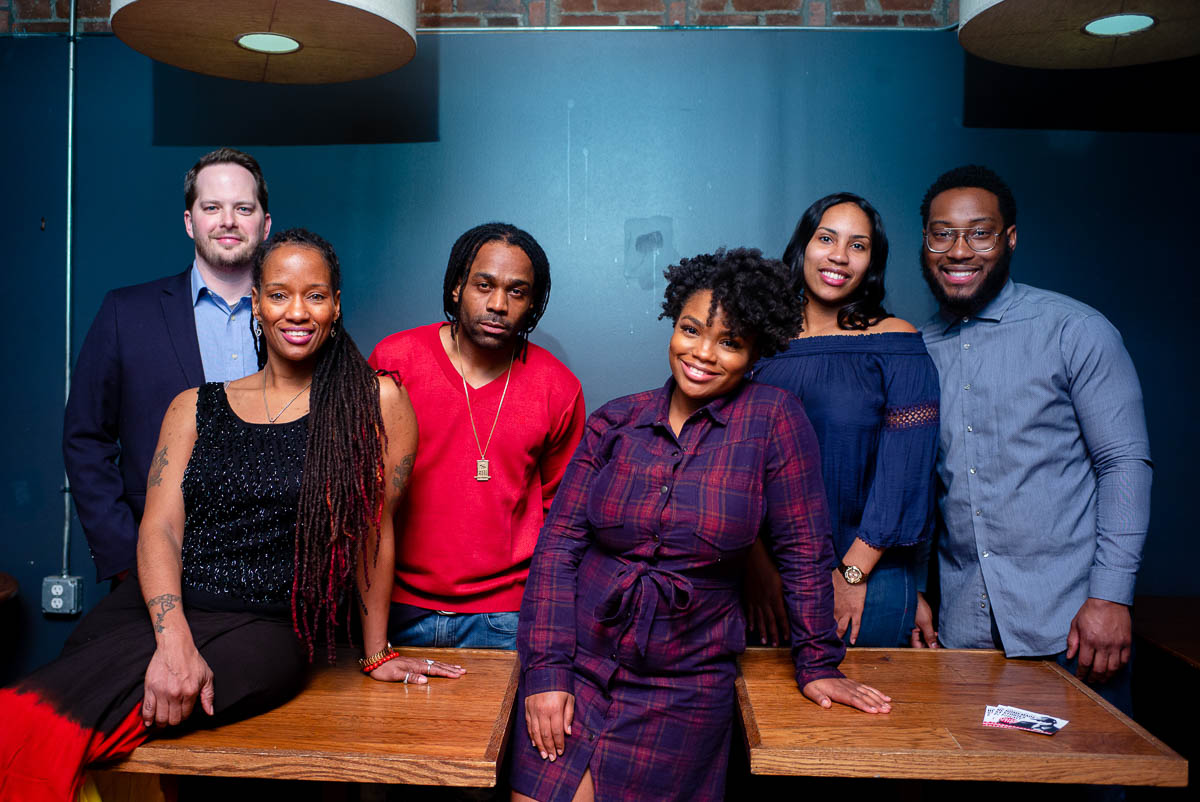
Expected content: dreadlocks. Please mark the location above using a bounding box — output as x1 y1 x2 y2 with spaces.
252 228 386 661
442 222 551 361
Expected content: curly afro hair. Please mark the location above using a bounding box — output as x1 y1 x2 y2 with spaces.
659 248 802 358
920 164 1017 229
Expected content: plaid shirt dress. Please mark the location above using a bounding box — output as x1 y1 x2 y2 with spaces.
513 379 845 801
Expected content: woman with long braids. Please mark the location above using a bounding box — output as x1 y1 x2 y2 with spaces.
0 229 463 801
746 193 939 649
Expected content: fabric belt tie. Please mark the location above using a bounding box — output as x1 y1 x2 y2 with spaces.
595 561 694 658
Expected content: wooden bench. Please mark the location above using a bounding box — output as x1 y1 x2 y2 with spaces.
93 647 518 796
736 648 1187 786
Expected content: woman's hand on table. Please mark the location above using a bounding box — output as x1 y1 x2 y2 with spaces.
369 655 466 684
802 677 891 714
743 539 789 646
832 569 868 645
142 639 215 727
525 690 575 762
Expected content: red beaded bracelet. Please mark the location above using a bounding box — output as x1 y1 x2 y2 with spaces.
359 647 401 675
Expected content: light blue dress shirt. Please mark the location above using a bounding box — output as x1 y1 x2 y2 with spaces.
920 280 1152 657
191 266 257 383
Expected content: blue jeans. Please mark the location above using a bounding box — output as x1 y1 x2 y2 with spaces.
389 605 519 649
847 558 917 647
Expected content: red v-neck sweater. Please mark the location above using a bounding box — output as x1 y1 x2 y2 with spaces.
369 323 586 613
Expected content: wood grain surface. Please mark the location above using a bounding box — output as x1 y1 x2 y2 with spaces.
106 648 518 786
111 0 416 84
737 648 1187 786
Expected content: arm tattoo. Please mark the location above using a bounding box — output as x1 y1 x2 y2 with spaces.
148 446 169 487
392 454 415 492
146 593 181 633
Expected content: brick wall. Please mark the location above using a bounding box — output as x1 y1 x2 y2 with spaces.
4 0 957 34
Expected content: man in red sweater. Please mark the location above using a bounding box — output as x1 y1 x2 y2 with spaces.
368 223 586 649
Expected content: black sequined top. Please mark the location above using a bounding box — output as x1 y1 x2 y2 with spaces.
181 382 307 607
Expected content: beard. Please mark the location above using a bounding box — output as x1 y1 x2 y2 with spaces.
921 244 1012 320
454 294 529 352
458 314 516 350
194 233 258 272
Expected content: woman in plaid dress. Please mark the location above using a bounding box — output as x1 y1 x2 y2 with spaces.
513 249 892 802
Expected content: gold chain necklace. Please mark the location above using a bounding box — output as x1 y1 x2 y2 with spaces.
262 368 312 424
454 336 514 482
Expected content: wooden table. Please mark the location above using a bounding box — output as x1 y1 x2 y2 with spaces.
737 648 1187 786
104 647 518 787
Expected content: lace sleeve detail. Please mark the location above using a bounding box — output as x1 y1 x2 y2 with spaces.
884 400 939 431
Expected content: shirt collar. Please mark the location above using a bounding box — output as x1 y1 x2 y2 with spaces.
975 278 1016 322
191 262 252 309
931 278 1017 332
633 377 739 430
190 262 207 306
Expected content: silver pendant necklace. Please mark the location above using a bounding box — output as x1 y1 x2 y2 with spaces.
262 369 312 424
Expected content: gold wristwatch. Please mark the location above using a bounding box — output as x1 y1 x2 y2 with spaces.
837 561 866 585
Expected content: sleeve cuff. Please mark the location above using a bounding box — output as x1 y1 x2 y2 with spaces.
795 666 845 690
1088 566 1136 606
523 666 575 697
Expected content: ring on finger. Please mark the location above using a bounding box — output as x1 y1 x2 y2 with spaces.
403 672 410 684
425 658 435 667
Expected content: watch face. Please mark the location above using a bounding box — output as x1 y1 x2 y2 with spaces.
843 565 864 584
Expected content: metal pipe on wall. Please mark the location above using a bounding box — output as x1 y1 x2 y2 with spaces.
61 0 76 579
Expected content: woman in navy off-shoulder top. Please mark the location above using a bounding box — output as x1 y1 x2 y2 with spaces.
749 193 940 648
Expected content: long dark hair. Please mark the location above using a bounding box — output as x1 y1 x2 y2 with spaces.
782 192 891 331
253 228 386 661
442 222 551 361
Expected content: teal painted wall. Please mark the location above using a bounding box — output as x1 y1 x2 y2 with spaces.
3 28 1196 679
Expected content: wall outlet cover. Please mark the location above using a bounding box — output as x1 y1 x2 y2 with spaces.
42 575 83 615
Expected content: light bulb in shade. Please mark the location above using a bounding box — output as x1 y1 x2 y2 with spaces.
1083 14 1156 37
235 33 302 55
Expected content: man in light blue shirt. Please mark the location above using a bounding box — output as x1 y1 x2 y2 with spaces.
190 263 257 381
64 148 272 582
912 165 1151 699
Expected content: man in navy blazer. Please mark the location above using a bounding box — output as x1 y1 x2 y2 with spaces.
63 148 272 582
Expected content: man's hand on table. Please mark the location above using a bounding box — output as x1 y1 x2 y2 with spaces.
1066 597 1131 684
525 690 574 761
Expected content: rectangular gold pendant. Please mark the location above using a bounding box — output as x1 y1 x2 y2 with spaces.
475 459 490 481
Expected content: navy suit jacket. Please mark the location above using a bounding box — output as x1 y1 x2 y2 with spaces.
63 269 205 581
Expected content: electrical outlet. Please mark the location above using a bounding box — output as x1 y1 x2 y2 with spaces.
42 575 84 615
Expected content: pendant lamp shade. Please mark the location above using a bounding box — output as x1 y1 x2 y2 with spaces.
959 0 1200 69
110 0 417 84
